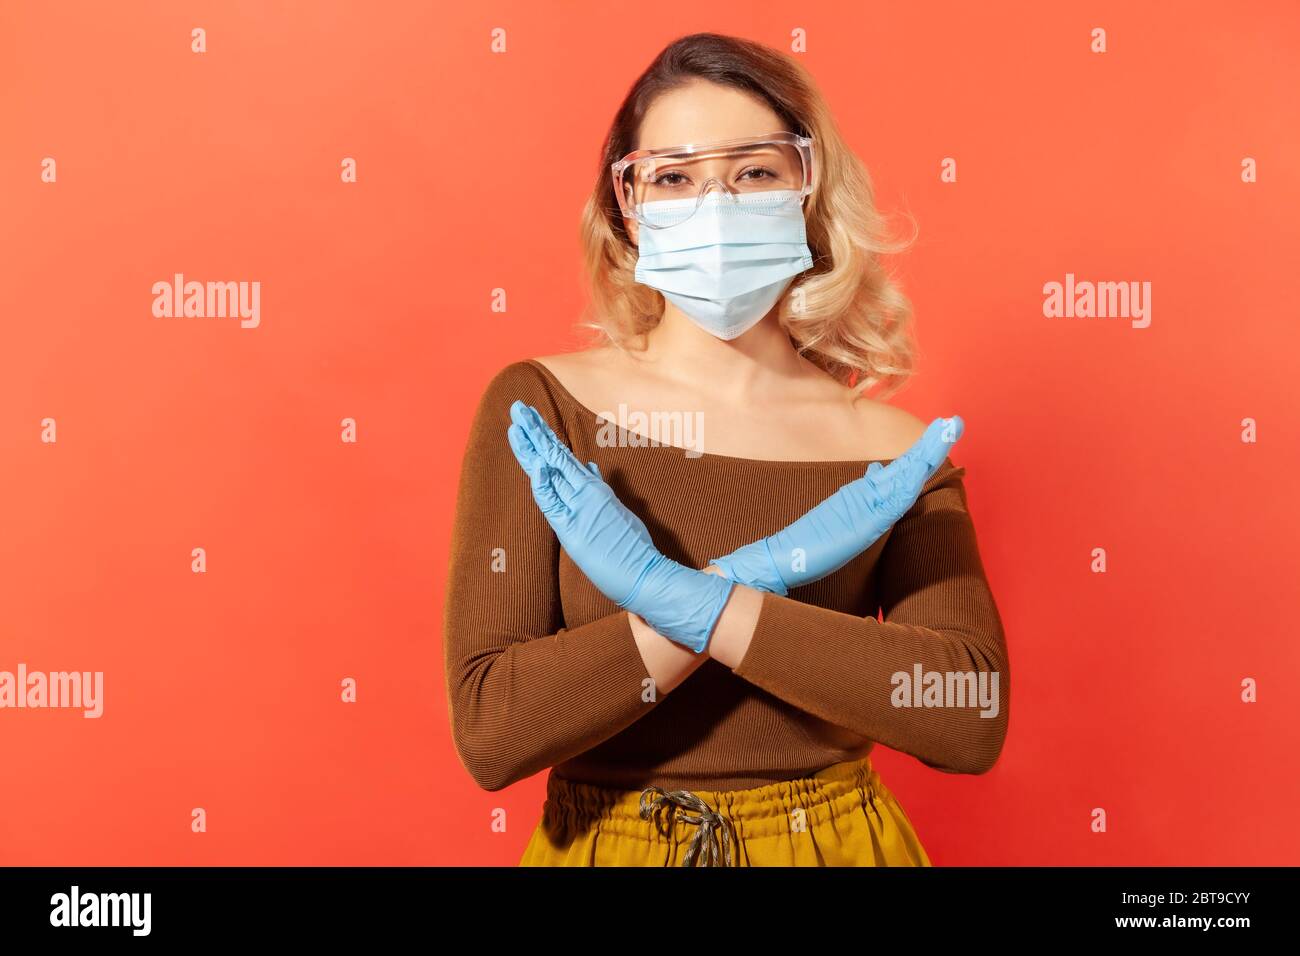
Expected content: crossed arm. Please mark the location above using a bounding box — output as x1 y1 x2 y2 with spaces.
507 393 980 722
444 366 1008 791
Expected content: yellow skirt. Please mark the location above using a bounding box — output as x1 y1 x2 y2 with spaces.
519 755 931 867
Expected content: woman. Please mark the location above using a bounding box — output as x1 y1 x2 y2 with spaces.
443 32 1008 866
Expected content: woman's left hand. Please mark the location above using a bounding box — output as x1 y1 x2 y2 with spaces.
707 415 965 595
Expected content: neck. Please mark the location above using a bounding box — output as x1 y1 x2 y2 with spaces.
638 303 805 400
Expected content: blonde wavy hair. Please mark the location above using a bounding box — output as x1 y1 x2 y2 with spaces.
577 32 919 399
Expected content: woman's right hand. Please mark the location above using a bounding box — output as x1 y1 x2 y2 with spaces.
707 415 965 595
507 400 734 654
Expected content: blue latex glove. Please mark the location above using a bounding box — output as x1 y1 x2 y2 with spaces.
707 416 965 595
506 401 734 654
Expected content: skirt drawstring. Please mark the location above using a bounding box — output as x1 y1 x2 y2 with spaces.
522 758 935 867
638 786 738 867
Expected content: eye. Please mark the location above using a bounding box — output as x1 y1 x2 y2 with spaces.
738 166 777 182
653 171 690 187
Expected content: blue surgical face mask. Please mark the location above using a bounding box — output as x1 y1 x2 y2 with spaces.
633 189 814 340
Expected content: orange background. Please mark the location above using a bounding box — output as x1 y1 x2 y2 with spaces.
1 0 1298 865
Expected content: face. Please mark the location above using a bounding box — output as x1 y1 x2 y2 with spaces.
624 79 790 247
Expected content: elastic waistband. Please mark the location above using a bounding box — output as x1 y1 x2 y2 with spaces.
543 757 885 866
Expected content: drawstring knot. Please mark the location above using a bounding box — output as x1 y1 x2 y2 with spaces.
638 786 737 867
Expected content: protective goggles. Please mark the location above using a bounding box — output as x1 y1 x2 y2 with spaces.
611 131 816 229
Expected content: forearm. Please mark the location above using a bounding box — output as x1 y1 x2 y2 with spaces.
717 458 1007 774
447 610 660 791
626 565 759 676
447 364 698 792
627 612 711 692
638 571 1005 774
699 568 762 669
730 592 1008 774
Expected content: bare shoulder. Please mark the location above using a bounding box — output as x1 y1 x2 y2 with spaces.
791 358 930 461
848 393 929 460
530 347 627 407
531 347 621 379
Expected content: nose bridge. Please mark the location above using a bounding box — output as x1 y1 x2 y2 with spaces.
697 176 735 202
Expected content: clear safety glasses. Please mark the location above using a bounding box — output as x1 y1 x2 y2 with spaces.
611 131 816 229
